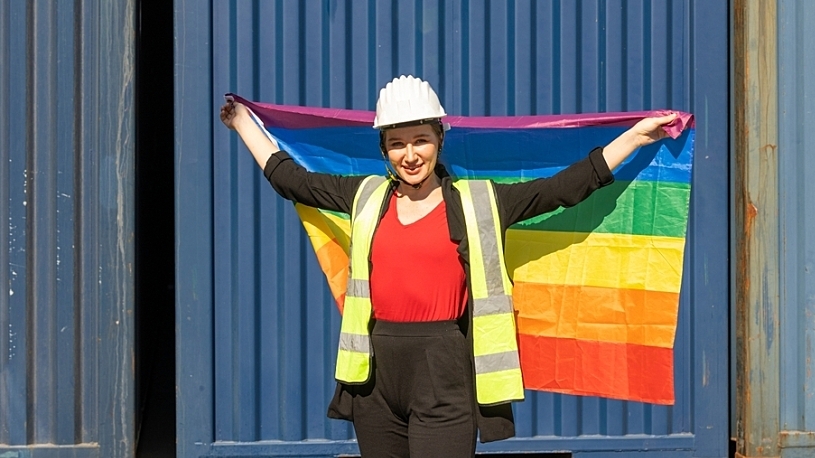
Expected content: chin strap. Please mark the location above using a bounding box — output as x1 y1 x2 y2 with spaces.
385 165 430 190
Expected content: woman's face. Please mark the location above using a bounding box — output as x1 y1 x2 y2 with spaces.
383 124 441 186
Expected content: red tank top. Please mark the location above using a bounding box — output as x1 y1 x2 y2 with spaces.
369 193 468 322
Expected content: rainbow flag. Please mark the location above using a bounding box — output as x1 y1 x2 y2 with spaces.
229 94 694 405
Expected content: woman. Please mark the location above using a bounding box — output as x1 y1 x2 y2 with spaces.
221 75 676 457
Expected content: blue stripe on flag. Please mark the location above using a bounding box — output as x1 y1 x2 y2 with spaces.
268 126 694 184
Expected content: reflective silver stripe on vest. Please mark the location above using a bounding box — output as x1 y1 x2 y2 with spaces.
469 181 513 313
473 350 521 374
472 295 514 317
339 332 372 354
346 279 371 298
354 176 388 220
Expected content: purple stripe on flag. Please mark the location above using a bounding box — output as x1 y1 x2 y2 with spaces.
227 94 373 128
226 93 693 139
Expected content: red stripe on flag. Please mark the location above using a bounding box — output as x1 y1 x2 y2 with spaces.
518 334 675 404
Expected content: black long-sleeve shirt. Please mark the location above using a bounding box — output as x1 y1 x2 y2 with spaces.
264 148 613 239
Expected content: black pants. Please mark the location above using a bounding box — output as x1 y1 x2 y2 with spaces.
351 320 477 458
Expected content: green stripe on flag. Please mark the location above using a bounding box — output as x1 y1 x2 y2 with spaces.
511 180 690 238
317 180 690 238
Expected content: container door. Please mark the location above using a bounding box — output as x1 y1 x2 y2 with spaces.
0 1 135 457
176 1 728 457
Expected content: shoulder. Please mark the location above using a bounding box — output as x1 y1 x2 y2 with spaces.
449 178 506 211
451 177 500 196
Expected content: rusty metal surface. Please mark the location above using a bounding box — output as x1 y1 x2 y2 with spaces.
734 0 780 457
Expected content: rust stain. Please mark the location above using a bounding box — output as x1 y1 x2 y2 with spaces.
739 200 758 294
733 0 781 445
745 201 757 229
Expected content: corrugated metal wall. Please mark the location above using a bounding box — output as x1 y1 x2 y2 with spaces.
734 1 815 456
175 1 729 457
733 0 779 456
734 0 815 458
779 0 815 439
0 1 135 456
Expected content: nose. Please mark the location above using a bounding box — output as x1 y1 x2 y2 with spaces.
405 143 417 162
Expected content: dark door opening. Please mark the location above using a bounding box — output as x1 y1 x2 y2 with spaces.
135 0 175 456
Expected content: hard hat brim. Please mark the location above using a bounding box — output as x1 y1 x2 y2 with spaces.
374 117 444 130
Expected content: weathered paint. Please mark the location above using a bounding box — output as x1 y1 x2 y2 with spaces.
173 1 214 457
777 0 815 457
733 0 780 457
0 0 135 456
175 0 729 457
735 0 815 457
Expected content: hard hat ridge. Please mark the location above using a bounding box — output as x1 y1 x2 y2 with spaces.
373 75 447 129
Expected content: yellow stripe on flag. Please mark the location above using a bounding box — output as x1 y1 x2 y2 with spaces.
295 204 338 252
320 210 351 253
506 229 685 294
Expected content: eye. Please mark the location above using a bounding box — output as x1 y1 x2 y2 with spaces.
414 138 428 145
388 141 405 149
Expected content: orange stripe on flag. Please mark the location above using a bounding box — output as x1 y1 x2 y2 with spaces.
513 282 679 348
518 334 674 404
295 204 351 312
314 239 350 313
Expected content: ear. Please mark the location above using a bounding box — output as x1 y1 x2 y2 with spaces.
379 131 387 156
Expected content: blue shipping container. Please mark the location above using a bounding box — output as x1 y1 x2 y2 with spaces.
733 0 815 457
779 0 815 443
175 1 729 456
0 0 135 456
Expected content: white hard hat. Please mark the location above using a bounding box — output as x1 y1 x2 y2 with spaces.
373 75 447 129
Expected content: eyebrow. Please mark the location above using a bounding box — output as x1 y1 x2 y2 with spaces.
387 133 432 142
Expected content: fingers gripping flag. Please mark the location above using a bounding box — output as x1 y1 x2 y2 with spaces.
228 93 694 405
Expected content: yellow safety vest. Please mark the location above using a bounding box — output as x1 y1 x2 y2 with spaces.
334 176 525 405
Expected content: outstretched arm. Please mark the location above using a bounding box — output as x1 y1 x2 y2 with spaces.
220 100 280 169
219 99 363 214
602 113 678 171
495 112 681 228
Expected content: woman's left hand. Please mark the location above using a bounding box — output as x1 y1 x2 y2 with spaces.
629 113 678 148
603 112 679 171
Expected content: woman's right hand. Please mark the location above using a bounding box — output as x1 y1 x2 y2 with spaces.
219 98 280 169
220 99 249 130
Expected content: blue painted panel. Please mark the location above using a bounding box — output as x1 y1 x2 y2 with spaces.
175 0 215 456
0 0 134 455
176 0 729 456
686 2 730 456
1 0 28 446
779 0 815 440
